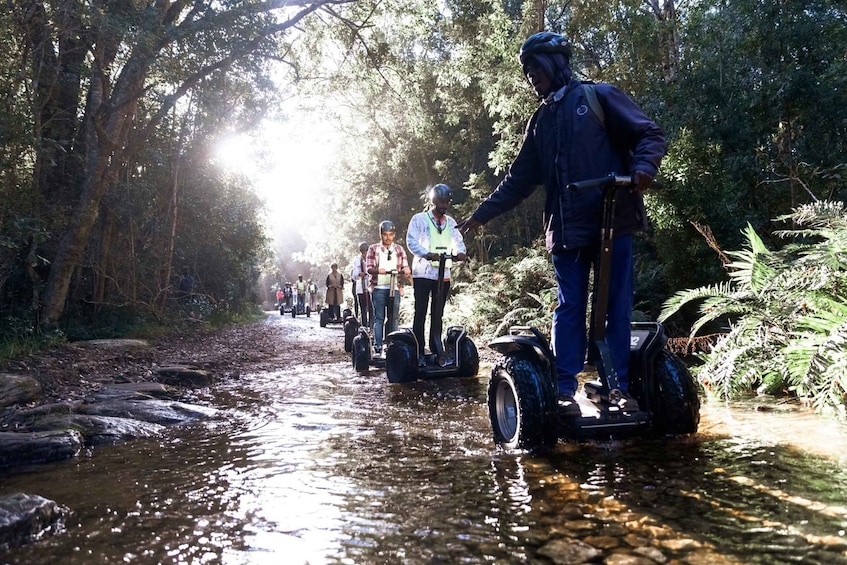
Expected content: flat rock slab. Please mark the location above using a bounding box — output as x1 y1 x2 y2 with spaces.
23 413 166 445
0 493 69 550
78 398 217 426
74 339 151 349
0 430 83 469
154 366 215 388
0 374 42 408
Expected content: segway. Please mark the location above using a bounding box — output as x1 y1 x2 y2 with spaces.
344 287 370 353
487 174 700 451
350 270 398 372
384 253 479 384
320 305 350 328
292 292 310 318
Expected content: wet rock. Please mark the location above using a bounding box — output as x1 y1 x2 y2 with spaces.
0 374 42 408
537 537 601 563
0 429 83 469
92 382 177 400
633 546 667 562
78 398 217 425
22 413 166 445
75 338 151 349
0 493 69 550
583 534 619 549
154 365 215 388
605 553 656 565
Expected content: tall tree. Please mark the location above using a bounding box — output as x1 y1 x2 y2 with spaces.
14 0 351 328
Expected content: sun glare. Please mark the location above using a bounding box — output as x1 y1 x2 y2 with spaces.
212 115 340 236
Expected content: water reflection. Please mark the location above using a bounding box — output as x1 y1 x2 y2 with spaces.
2 320 847 564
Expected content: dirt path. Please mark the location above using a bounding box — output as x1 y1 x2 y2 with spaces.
0 312 351 406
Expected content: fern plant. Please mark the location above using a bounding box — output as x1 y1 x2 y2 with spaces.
660 201 847 419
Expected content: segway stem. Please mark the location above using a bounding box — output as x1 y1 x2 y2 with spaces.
433 253 455 365
567 174 661 400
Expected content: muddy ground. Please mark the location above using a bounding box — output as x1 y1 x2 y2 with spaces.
0 313 357 407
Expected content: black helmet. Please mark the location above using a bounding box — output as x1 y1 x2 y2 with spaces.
358 241 369 252
518 32 572 68
379 220 396 234
427 183 452 204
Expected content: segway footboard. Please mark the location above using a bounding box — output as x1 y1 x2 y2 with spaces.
443 326 479 378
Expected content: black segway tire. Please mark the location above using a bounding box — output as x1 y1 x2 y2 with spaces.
320 309 329 328
386 341 417 384
306 306 311 318
653 350 700 434
291 306 296 318
457 338 479 378
343 319 359 353
487 355 557 451
352 335 370 372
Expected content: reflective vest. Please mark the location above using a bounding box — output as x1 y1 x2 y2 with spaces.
376 245 398 288
428 213 453 271
295 280 307 293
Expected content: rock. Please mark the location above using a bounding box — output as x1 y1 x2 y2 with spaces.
23 413 166 445
74 339 151 349
537 537 601 564
0 430 83 469
89 382 176 401
0 493 69 549
0 374 42 408
78 398 217 426
154 365 215 388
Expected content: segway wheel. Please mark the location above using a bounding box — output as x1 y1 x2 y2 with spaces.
457 338 480 378
279 307 284 316
306 306 311 318
653 350 700 434
320 309 329 328
352 334 370 372
386 341 417 384
344 319 360 353
291 306 296 318
487 355 557 451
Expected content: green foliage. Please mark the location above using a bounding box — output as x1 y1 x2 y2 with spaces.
660 201 847 420
450 239 557 340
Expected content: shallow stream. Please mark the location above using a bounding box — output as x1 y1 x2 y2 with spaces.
2 315 846 564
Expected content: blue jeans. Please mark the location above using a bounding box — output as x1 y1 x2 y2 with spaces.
372 289 400 349
551 235 634 396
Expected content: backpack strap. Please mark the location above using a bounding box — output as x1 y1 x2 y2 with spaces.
581 82 605 129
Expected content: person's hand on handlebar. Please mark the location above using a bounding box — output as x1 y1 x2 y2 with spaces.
457 217 481 236
456 252 467 262
632 170 654 193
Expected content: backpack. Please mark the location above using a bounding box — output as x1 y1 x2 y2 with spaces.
581 82 605 130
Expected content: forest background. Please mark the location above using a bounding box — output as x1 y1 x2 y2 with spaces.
1 1 845 411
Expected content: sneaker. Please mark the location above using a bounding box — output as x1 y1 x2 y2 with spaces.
618 391 640 413
557 394 581 417
373 346 382 358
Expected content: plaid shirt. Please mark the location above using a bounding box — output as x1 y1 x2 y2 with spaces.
365 243 409 291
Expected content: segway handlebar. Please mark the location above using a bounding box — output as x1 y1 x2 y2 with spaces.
567 174 662 191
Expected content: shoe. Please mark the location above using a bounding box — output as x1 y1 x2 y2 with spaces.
373 346 382 359
618 391 640 413
418 355 426 367
557 394 581 417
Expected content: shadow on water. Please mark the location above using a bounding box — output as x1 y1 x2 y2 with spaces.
2 342 847 563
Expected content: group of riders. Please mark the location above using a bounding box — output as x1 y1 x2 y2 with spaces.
276 184 465 368
275 30 664 415
275 275 319 313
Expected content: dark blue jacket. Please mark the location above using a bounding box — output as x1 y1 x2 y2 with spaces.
471 81 666 252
